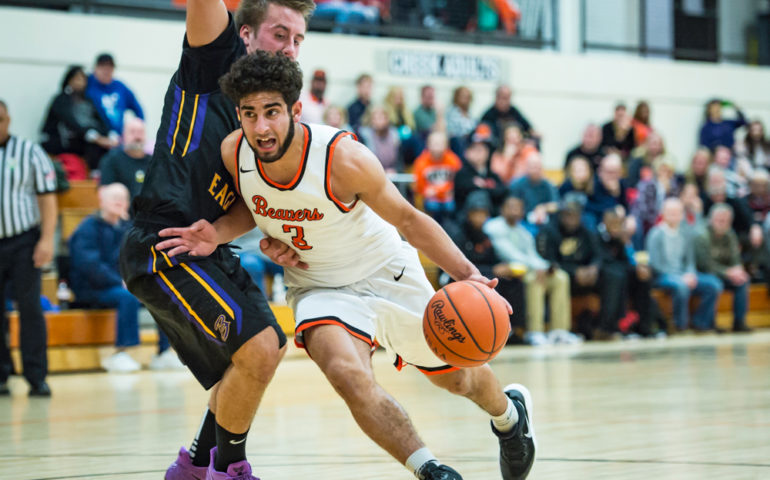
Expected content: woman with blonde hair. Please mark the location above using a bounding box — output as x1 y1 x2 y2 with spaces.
383 85 415 132
358 105 402 173
446 85 476 154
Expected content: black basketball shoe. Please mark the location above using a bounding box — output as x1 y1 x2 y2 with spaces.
492 384 536 480
416 461 463 480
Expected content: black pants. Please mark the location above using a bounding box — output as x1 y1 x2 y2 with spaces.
497 277 526 331
572 264 627 332
598 261 661 334
120 225 285 390
0 228 47 385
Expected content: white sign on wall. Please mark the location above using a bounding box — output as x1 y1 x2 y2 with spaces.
387 50 501 81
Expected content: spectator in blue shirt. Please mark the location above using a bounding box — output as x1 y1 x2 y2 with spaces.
69 183 180 372
699 98 747 151
86 53 144 136
585 153 629 230
509 152 559 231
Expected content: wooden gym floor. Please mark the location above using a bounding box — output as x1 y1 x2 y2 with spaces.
2 331 769 480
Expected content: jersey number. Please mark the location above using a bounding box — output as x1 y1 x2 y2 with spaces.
282 225 312 250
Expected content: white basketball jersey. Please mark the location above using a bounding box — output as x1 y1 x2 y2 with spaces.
235 123 402 288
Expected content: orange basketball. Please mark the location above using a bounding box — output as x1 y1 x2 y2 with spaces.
423 280 511 368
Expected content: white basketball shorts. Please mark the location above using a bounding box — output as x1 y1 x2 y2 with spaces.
287 241 459 375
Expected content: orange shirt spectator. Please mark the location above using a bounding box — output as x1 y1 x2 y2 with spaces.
631 100 653 146
490 124 537 185
413 132 462 225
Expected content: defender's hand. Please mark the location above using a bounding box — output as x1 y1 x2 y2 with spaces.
156 220 219 257
260 236 309 270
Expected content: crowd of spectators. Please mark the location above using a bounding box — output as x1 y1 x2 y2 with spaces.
3 48 769 389
318 68 768 345
313 1 527 36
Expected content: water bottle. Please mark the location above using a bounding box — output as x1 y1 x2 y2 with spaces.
56 280 71 309
271 274 286 305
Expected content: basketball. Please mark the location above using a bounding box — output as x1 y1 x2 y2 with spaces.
423 281 511 368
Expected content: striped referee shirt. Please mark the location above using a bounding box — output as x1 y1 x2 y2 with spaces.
0 135 57 239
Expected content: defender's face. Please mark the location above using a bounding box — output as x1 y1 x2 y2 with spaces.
239 91 301 163
243 4 306 59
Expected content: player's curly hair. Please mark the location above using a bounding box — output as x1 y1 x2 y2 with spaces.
220 50 303 108
235 0 315 31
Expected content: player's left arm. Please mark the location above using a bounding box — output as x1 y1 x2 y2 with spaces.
332 138 504 295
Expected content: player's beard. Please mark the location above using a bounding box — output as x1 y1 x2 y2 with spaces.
247 121 295 164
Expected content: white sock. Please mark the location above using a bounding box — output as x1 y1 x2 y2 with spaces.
492 397 519 433
406 447 437 477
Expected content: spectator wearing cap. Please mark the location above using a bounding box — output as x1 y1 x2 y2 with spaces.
484 195 574 346
600 103 634 159
694 204 752 333
509 152 559 231
646 198 722 331
444 191 526 339
347 73 372 135
490 124 537 185
480 84 539 148
445 86 476 155
565 124 603 171
699 98 747 151
413 131 461 225
454 135 506 216
299 69 329 124
537 197 617 337
98 117 150 201
86 53 143 137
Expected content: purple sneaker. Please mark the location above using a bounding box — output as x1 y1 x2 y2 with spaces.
165 447 208 480
206 447 260 480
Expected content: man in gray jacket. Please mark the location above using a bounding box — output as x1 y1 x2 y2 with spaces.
694 204 752 332
646 198 722 331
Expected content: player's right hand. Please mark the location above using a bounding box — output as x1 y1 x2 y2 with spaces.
156 220 219 257
260 236 309 270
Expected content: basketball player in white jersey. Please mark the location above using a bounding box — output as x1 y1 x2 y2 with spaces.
156 52 536 480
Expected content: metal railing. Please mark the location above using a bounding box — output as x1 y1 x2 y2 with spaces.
0 0 559 49
579 0 762 64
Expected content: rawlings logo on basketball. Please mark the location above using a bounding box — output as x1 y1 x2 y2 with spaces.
215 314 231 341
430 300 466 343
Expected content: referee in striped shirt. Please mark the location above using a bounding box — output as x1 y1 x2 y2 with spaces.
0 100 57 397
